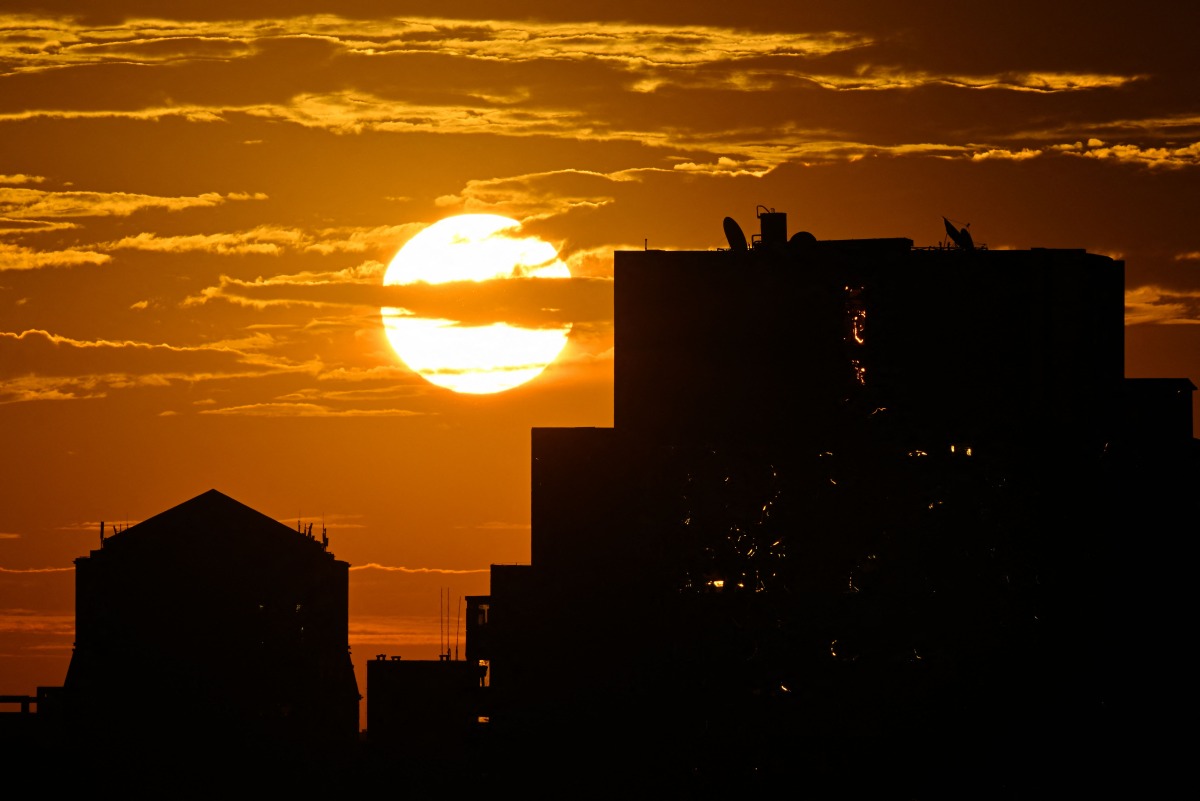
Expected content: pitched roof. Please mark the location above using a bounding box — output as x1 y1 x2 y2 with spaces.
97 488 332 561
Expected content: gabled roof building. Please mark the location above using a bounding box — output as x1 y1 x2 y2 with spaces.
63 489 361 755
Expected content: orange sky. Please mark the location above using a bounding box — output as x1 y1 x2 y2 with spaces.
2 4 1197 722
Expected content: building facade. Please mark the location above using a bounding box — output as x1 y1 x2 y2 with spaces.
471 209 1196 789
63 489 361 755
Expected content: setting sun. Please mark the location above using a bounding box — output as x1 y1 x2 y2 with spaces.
380 214 572 394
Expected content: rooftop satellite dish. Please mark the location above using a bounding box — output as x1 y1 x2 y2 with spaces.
943 216 974 250
789 230 817 248
723 216 747 251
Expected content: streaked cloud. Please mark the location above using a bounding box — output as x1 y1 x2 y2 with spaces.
1 15 870 73
0 328 324 404
803 69 1140 93
197 402 427 417
348 615 446 647
0 187 267 220
1060 139 1200 169
101 223 416 257
469 522 531 532
969 148 1042 162
0 327 276 354
0 241 110 270
0 610 74 635
350 563 489 574
0 566 72 573
190 270 613 328
1125 285 1200 325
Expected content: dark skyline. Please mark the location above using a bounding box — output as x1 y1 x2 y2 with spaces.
4 210 1195 794
2 5 1198 779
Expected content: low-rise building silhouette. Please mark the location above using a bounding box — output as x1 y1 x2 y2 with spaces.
366 654 484 754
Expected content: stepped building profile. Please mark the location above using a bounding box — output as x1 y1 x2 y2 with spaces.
470 208 1196 789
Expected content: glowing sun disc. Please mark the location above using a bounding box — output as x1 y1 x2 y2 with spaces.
380 214 572 394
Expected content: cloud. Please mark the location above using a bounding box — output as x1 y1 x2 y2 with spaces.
276 385 423 403
2 15 871 73
349 563 490 574
468 522 531 532
0 174 45 185
0 242 110 270
0 327 275 354
197 402 427 417
673 157 772 176
1056 139 1200 169
0 610 75 636
275 512 366 530
0 566 73 573
969 148 1042 162
184 264 386 309
101 223 416 257
347 615 448 647
1125 285 1200 325
803 69 1141 93
191 269 613 328
0 329 323 404
0 12 1178 183
0 187 267 220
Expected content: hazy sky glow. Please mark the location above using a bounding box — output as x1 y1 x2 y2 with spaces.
2 2 1197 717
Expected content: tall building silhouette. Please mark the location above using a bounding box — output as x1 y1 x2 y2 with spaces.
61 489 361 758
472 209 1197 791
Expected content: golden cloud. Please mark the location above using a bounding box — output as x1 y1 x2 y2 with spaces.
1125 285 1200 325
349 563 489 574
1 15 870 72
969 148 1042 161
197 402 427 417
0 187 266 219
0 242 110 270
0 328 326 405
1070 140 1200 169
0 174 45 185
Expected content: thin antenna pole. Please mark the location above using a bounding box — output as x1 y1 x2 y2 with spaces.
456 595 462 661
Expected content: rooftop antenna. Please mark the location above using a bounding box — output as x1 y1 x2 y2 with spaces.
440 587 447 661
456 594 462 661
943 216 974 250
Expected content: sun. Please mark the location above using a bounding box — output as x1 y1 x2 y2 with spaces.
380 214 572 394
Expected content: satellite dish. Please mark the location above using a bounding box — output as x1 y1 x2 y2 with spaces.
789 230 817 248
723 216 747 251
943 216 974 250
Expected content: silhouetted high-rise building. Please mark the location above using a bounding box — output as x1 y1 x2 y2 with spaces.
62 489 361 754
472 209 1197 791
